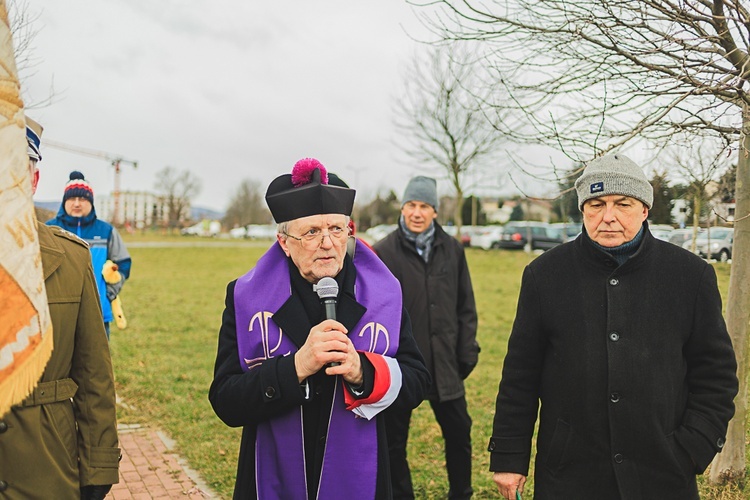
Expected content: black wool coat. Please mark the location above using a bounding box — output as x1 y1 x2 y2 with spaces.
488 225 738 500
374 223 479 402
209 255 430 500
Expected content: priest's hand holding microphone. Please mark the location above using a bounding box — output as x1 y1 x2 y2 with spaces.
294 277 363 385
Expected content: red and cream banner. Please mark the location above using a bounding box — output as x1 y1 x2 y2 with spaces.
0 0 52 418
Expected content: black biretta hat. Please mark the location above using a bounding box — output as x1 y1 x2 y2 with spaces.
265 158 356 223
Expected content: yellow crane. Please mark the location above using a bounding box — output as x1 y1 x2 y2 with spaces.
44 139 138 226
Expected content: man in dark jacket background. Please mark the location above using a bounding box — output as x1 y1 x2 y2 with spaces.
375 176 479 499
489 154 738 499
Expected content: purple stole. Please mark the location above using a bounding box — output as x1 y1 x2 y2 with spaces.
234 239 402 499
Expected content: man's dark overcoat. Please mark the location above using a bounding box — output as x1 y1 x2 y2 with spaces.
488 225 738 499
374 223 478 401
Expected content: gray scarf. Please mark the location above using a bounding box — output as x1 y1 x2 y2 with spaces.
399 215 436 263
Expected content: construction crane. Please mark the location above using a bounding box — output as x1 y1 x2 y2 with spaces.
44 139 138 226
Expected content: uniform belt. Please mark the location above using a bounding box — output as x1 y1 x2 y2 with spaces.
19 378 78 407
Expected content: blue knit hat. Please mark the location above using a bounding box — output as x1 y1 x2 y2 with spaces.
63 171 95 205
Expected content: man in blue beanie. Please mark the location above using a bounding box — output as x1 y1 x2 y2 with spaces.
47 171 131 338
375 175 479 499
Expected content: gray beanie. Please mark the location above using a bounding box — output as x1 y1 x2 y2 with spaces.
575 154 653 210
402 176 438 210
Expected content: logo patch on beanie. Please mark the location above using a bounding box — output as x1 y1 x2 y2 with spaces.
590 182 604 194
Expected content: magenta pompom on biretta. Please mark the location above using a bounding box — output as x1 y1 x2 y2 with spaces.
292 158 329 187
265 157 355 223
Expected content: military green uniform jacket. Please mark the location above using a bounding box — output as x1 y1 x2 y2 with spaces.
0 223 120 499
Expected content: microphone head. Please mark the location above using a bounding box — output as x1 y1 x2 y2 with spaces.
314 277 339 300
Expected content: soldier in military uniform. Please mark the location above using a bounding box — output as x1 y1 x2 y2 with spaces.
0 118 120 499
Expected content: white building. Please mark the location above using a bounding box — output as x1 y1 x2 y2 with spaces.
98 191 189 229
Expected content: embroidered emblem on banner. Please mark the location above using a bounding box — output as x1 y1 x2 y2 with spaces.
357 322 390 354
244 311 289 369
590 182 604 194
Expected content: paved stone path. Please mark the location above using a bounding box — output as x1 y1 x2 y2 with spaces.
106 424 217 499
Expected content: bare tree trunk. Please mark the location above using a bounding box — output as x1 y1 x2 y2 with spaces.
453 185 463 241
709 103 750 483
690 195 701 254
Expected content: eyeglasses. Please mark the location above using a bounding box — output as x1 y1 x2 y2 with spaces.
283 225 350 249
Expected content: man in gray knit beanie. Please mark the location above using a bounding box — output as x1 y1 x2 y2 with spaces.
572 153 653 249
374 175 479 499
489 151 737 500
575 153 654 210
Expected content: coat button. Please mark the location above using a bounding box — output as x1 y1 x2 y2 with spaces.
0 421 7 433
264 386 276 398
609 332 620 342
0 480 7 492
488 441 496 451
614 453 624 464
610 393 620 403
717 437 725 449
609 278 619 286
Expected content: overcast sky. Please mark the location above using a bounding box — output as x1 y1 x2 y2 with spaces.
20 1 457 212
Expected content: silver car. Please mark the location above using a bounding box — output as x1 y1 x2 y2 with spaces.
682 227 734 262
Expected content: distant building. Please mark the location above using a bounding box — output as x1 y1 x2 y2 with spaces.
486 198 554 223
482 199 512 224
98 191 190 229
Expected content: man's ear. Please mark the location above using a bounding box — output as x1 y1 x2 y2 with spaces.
277 234 290 257
30 165 40 195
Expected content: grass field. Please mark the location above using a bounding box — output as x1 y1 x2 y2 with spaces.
110 237 745 498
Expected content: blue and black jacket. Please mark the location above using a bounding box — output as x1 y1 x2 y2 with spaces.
47 205 131 323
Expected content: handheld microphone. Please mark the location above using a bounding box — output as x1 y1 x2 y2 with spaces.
314 277 339 367
314 277 338 321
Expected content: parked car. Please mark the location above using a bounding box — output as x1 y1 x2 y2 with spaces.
548 222 582 242
246 224 277 240
229 226 248 239
471 226 505 250
456 225 484 247
180 219 221 237
497 221 564 251
648 224 674 242
682 227 734 262
668 227 705 248
364 224 396 244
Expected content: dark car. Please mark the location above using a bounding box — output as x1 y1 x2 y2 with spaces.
497 222 564 251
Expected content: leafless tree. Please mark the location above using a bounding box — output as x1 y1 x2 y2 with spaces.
671 139 731 251
7 0 53 110
222 179 270 228
154 166 201 231
394 44 508 236
412 0 750 483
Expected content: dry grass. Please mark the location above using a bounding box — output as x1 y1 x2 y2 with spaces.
112 238 745 498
